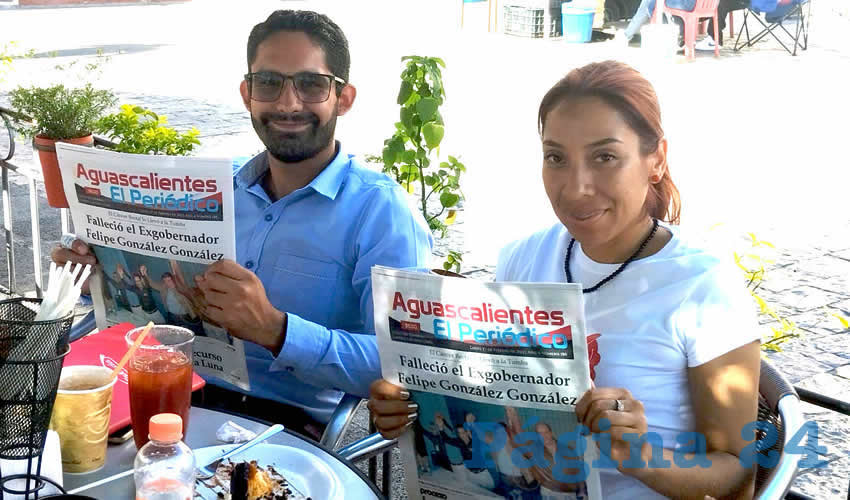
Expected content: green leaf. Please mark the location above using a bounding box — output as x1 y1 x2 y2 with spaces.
389 136 405 154
404 170 420 182
422 122 444 149
400 164 418 175
440 192 460 208
416 97 439 123
400 107 415 131
382 147 398 166
397 81 413 105
402 150 417 164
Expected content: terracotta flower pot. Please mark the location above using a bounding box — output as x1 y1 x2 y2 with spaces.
32 134 94 208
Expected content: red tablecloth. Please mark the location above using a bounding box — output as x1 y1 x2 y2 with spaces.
65 323 205 434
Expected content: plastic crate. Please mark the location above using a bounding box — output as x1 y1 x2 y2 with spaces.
503 4 562 37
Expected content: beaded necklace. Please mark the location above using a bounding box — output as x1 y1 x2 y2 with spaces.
564 218 659 294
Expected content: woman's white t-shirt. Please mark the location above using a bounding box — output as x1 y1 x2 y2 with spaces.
496 223 760 499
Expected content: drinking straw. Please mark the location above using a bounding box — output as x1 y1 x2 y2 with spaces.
34 262 92 322
47 262 57 294
109 321 154 380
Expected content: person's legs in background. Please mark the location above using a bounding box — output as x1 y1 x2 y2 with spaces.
622 0 686 48
706 0 749 45
624 0 657 41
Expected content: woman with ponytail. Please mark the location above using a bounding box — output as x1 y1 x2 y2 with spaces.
369 61 760 499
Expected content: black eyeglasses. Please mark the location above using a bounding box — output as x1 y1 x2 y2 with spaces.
244 71 346 103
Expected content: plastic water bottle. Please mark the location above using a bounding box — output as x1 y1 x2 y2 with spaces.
134 413 195 500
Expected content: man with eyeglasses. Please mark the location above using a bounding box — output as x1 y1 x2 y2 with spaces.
52 10 433 440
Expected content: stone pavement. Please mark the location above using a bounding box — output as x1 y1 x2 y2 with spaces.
1 1 849 497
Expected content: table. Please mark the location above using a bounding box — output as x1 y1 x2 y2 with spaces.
63 407 382 499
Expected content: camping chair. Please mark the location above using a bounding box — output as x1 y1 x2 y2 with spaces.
734 0 811 55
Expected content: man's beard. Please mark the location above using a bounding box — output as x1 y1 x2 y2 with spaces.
251 108 337 163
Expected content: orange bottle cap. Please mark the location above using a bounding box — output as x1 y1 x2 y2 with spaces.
148 413 183 442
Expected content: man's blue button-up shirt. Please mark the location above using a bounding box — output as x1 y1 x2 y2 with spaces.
204 145 433 422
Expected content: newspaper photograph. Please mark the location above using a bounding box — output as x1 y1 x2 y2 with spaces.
372 266 602 500
55 143 250 391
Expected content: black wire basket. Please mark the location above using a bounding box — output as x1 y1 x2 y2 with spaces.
0 298 75 499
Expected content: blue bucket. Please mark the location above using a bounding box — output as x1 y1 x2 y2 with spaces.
562 3 596 43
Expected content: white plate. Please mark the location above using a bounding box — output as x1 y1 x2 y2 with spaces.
193 442 340 499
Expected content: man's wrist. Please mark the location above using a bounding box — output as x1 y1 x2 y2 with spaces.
263 309 287 357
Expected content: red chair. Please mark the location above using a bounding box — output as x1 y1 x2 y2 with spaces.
652 0 720 60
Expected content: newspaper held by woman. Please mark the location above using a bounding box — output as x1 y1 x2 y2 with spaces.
372 266 602 500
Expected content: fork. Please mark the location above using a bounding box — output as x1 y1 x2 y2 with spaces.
195 424 285 480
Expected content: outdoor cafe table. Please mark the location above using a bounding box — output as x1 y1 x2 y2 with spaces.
62 406 383 499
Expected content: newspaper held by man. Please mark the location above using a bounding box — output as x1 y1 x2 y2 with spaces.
372 266 602 500
55 143 250 391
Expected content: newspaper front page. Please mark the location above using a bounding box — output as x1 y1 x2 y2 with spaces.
373 267 602 500
56 143 250 390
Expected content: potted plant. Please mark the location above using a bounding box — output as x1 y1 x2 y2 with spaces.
9 83 115 207
94 104 201 156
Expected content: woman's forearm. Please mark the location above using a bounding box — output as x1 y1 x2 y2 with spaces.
625 447 754 499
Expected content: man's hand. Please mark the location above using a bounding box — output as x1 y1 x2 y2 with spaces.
196 259 286 355
50 239 97 294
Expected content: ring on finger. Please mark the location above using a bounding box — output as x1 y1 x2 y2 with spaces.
614 399 625 412
60 233 77 250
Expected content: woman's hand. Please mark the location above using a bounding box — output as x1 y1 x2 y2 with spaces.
367 379 418 439
575 387 649 473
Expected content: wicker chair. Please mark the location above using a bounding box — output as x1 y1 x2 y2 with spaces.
755 359 805 499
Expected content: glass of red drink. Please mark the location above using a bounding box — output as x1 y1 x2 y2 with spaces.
125 325 194 449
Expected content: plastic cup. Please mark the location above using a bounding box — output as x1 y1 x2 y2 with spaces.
49 365 117 473
125 325 194 449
